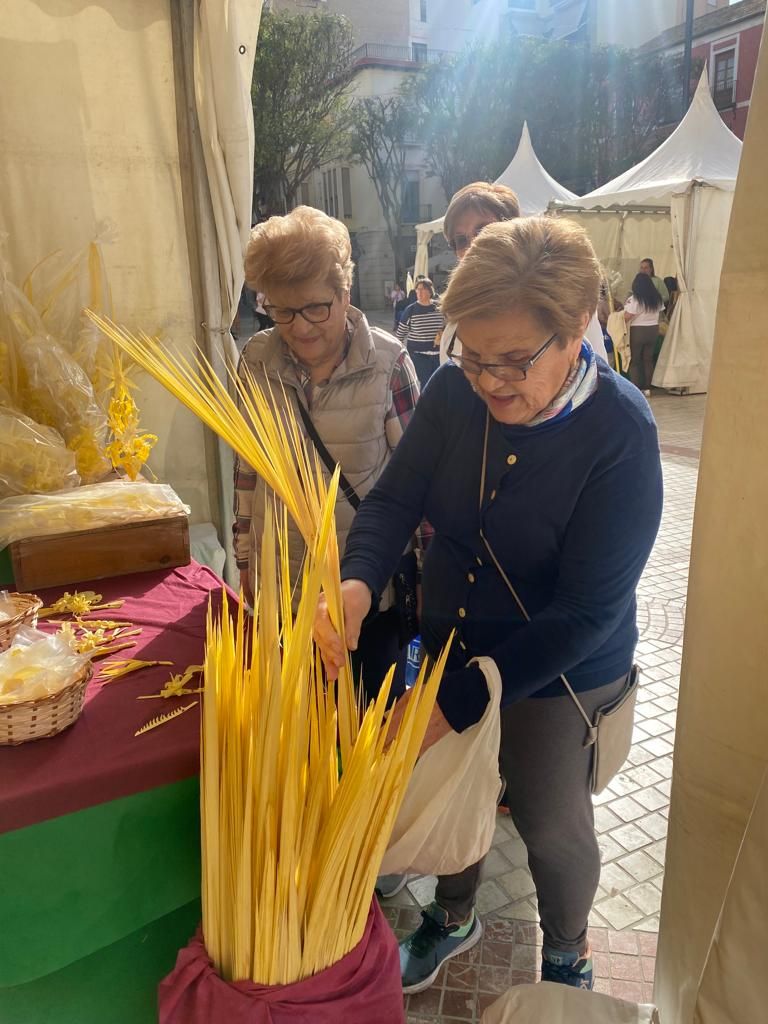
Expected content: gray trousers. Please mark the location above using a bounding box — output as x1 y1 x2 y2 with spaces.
629 325 658 391
435 674 629 954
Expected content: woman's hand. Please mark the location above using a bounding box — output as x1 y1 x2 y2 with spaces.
313 579 372 680
386 691 453 755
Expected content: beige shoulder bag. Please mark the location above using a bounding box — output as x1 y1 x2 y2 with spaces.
478 411 638 795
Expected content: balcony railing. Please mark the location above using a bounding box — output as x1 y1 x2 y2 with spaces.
351 43 453 67
401 204 433 225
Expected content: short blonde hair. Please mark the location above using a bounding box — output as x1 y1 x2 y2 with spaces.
441 216 600 342
244 206 354 296
443 182 520 243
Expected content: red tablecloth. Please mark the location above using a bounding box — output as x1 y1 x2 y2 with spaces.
0 561 226 834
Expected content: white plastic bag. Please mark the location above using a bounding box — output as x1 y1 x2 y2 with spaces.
380 656 503 877
481 983 659 1023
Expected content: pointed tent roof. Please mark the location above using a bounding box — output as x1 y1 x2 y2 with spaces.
577 70 742 209
495 122 578 214
415 121 577 239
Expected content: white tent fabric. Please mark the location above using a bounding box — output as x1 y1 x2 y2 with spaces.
414 122 578 277
577 73 741 209
0 0 260 579
568 71 741 393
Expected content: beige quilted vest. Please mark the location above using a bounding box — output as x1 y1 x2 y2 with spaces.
239 307 405 609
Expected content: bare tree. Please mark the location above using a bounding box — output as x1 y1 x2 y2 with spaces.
348 96 412 282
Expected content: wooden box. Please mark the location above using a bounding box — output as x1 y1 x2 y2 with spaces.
9 515 190 592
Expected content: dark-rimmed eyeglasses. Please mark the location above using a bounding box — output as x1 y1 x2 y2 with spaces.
263 300 334 325
448 332 558 382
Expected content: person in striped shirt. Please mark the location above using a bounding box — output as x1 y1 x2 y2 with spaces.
396 279 445 391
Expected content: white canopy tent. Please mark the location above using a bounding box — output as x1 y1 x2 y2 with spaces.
0 0 262 580
414 122 577 278
555 71 742 394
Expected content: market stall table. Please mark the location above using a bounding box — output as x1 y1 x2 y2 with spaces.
0 561 226 1024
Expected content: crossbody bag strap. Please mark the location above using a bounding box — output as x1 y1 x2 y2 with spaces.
478 410 596 739
296 400 361 511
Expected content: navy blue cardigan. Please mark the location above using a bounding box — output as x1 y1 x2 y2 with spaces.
341 360 663 732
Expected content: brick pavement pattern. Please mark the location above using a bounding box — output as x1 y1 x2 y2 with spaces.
376 389 706 1022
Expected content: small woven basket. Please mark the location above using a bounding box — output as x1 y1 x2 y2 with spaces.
0 593 43 653
0 662 93 745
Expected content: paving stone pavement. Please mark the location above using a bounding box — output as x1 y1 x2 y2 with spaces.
376 388 706 1022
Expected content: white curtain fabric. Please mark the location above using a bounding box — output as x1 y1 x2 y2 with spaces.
0 0 211 522
194 0 262 335
0 1 263 574
559 209 674 298
189 0 262 582
655 20 768 1021
653 185 733 393
693 769 768 1024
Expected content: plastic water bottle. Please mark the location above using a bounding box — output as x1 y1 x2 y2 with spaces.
404 635 422 689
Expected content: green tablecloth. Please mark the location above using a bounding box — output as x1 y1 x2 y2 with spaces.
0 776 201 1019
0 900 200 1024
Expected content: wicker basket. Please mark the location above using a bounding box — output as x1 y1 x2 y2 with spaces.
0 592 43 653
0 662 93 745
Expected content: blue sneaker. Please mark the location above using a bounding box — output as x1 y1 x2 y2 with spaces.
541 945 594 990
399 902 482 994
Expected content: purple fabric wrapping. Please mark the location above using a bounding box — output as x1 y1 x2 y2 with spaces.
158 900 404 1024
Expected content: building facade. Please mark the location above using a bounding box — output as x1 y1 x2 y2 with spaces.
261 1 762 305
641 0 766 140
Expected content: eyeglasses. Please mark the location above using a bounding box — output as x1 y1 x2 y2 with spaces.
448 332 558 382
263 300 334 325
448 223 493 254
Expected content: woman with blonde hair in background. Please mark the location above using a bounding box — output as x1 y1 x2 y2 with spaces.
234 205 423 703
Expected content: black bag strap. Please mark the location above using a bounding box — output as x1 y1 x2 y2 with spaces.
296 401 361 510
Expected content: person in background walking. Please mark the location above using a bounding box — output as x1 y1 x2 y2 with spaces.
396 278 444 391
624 272 664 397
390 282 406 329
639 258 669 306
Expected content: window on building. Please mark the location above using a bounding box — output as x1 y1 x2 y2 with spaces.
420 0 427 22
713 48 736 108
300 182 310 206
412 42 428 63
341 167 352 218
402 175 420 223
321 169 340 219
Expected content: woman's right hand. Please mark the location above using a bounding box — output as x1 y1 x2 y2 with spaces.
314 579 372 680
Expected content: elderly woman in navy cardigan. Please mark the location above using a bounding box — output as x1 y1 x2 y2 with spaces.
315 217 663 995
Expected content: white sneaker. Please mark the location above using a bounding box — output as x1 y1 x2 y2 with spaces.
643 389 651 398
375 873 411 899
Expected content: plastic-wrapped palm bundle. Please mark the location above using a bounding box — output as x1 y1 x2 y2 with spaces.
0 407 80 498
0 275 110 483
0 479 189 548
23 235 118 408
0 626 89 705
21 332 110 481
